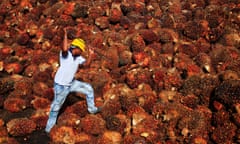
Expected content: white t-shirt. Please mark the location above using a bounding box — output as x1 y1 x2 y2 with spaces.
54 50 86 85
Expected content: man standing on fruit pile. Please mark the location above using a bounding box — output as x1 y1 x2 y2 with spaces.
45 28 101 133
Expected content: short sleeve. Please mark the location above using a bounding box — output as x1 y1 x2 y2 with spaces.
77 56 86 64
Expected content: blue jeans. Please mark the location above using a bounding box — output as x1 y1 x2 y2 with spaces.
45 80 98 133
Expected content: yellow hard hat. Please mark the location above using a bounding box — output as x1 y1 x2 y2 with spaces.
71 38 86 51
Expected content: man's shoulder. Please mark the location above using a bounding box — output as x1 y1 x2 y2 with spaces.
60 50 71 59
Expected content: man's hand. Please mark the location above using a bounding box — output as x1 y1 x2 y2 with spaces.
82 46 95 68
89 47 94 55
62 27 69 57
88 45 96 55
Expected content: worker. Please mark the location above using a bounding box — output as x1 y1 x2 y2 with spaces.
45 28 101 133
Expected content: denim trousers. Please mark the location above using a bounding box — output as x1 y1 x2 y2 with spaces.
45 80 97 133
